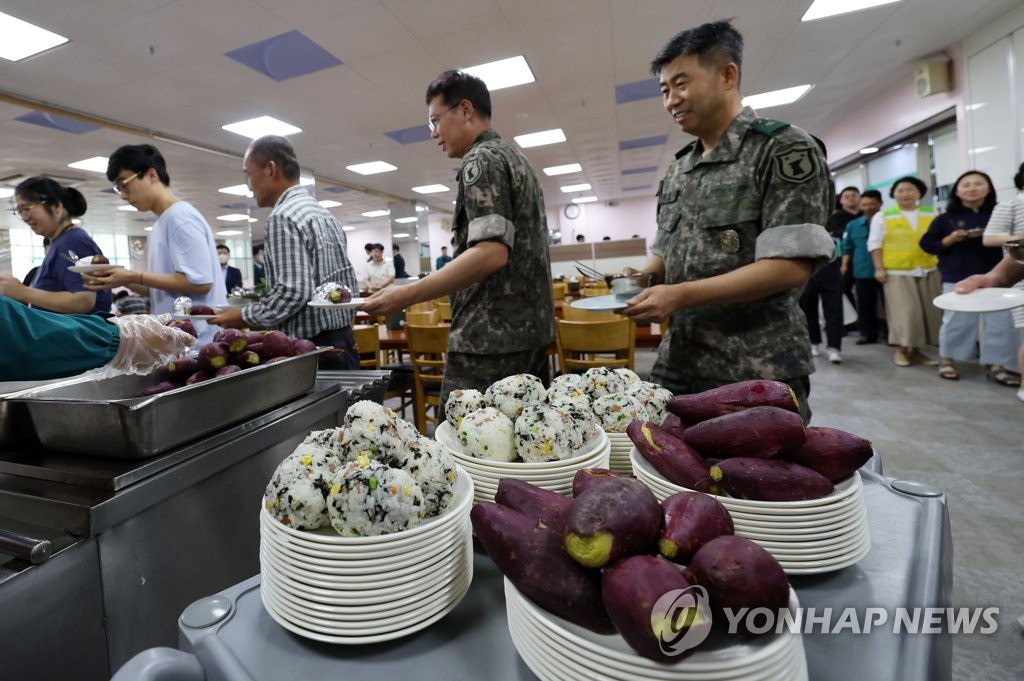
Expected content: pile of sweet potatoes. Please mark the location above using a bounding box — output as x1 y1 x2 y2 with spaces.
471 474 790 662
627 379 874 502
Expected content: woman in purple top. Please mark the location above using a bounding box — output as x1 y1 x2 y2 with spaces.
0 176 112 315
920 170 1018 384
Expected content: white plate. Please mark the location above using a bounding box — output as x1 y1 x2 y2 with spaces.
568 295 630 312
781 536 871 575
307 298 366 309
933 287 1024 312
67 263 121 273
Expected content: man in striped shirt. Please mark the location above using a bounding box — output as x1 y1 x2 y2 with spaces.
210 135 359 369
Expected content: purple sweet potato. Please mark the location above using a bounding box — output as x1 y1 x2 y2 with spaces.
564 477 662 568
780 426 873 482
572 468 631 497
495 478 572 535
292 338 317 355
657 492 734 564
188 304 218 316
197 342 231 374
166 357 199 378
231 350 261 368
709 458 833 502
661 412 687 441
602 555 711 662
470 502 612 633
684 535 790 619
260 331 294 359
626 421 717 494
215 364 242 377
141 380 181 396
184 371 210 385
682 406 806 459
213 328 248 353
667 380 799 423
166 319 198 338
245 331 266 345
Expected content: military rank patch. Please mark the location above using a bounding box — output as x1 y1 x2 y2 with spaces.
775 148 817 184
462 159 483 186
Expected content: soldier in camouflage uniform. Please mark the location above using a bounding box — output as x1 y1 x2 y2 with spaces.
622 21 836 423
362 70 554 415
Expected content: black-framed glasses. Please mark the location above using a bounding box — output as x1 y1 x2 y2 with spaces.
427 103 461 133
113 172 142 195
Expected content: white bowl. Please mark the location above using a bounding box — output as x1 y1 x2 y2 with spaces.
436 421 610 472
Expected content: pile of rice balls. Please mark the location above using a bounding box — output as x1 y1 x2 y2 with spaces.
264 401 458 536
446 368 673 464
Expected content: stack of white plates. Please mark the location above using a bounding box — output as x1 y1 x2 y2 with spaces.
505 578 808 681
435 421 610 503
630 448 871 575
259 470 474 644
604 431 634 475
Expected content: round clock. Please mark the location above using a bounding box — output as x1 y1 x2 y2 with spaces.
563 203 581 219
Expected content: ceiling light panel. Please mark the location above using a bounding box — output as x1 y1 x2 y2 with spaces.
742 85 813 110
802 0 901 22
218 184 254 197
560 183 592 193
217 214 250 221
362 209 390 217
515 129 566 149
412 184 449 194
0 11 68 61
393 216 418 224
461 56 535 91
572 196 598 204
543 163 582 176
347 161 398 175
222 116 302 139
318 200 342 208
67 156 109 173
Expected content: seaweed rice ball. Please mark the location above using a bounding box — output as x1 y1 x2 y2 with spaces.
302 427 341 451
265 451 335 530
627 381 674 425
337 400 405 466
549 373 581 392
458 407 516 462
394 437 458 516
592 394 649 433
327 456 426 536
485 374 546 420
515 405 579 462
612 368 642 391
565 407 600 447
547 384 591 413
581 367 631 400
445 389 489 428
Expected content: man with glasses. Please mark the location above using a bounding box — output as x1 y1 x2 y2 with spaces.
208 135 359 370
362 70 554 410
86 144 226 343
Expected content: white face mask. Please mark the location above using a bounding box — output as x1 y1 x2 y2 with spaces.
218 254 229 265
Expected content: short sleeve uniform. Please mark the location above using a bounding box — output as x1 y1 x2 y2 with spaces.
33 228 112 315
651 107 835 392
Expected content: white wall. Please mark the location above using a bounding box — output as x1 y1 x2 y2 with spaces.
548 196 658 244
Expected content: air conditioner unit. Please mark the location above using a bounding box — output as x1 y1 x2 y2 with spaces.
915 60 950 99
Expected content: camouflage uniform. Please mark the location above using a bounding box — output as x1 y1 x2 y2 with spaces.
441 129 555 409
651 107 835 418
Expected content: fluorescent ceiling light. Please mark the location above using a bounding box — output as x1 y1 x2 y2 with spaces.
514 129 566 149
318 200 342 208
859 147 879 154
742 85 813 110
0 188 14 199
299 176 315 186
394 216 418 224
971 146 998 155
965 103 986 112
362 209 390 217
412 184 449 194
71 218 82 225
216 230 244 236
342 225 355 231
560 183 592 193
144 227 154 232
543 163 582 176
218 184 253 197
67 156 109 173
346 161 397 175
572 196 598 204
392 232 411 238
217 214 250 221
461 56 535 91
801 0 900 21
117 205 138 212
0 11 69 62
222 115 302 139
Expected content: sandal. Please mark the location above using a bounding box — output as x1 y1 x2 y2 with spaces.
986 364 1021 387
938 359 959 381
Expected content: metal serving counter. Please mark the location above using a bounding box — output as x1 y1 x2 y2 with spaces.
0 370 389 681
111 468 953 681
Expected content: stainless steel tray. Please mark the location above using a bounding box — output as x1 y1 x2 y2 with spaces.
0 376 92 445
14 352 327 458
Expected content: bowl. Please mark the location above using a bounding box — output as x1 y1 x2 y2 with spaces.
1005 239 1024 264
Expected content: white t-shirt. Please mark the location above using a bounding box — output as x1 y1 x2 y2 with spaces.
363 259 395 291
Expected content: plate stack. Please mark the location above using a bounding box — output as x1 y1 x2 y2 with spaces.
604 431 634 475
435 421 609 503
630 448 870 575
259 471 474 644
505 578 808 681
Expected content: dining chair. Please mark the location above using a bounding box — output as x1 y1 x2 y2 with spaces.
405 308 441 326
405 324 451 434
353 324 413 418
555 318 636 374
436 300 453 323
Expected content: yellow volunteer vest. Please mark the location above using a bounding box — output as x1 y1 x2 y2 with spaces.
880 205 938 271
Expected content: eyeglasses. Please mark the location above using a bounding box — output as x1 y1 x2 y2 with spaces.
112 172 142 195
11 203 39 217
427 103 461 133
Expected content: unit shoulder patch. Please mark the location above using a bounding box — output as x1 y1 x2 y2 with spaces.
462 159 483 186
774 148 817 184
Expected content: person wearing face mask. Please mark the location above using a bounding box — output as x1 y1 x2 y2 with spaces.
217 244 244 292
0 176 112 315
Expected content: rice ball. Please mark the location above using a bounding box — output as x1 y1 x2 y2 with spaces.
457 407 516 462
515 405 579 462
264 451 334 530
565 407 600 448
394 437 459 516
549 373 581 392
337 400 405 465
592 394 648 433
302 427 341 451
327 456 426 536
394 415 421 444
613 368 643 391
547 384 591 413
581 367 631 400
628 382 674 425
445 389 489 428
485 374 546 420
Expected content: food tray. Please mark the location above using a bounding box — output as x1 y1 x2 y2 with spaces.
14 351 328 458
0 376 92 445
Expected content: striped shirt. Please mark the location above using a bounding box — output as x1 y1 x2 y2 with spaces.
984 193 1024 328
242 185 357 339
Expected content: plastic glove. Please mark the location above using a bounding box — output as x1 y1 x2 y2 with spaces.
107 314 197 375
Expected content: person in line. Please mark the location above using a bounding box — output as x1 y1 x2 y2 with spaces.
435 245 452 270
982 162 1024 388
619 20 835 424
209 136 359 370
86 144 226 343
0 296 194 381
20 237 50 287
364 242 374 262
828 185 862 316
920 170 1018 384
841 190 886 344
576 234 585 243
217 244 243 292
799 227 844 364
868 176 942 367
0 177 112 316
252 244 267 289
363 244 395 293
392 243 409 279
361 69 554 409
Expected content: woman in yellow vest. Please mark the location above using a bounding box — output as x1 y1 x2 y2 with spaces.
868 176 942 367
